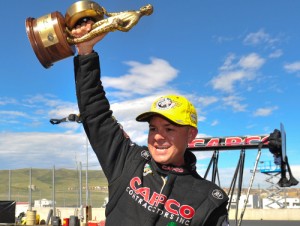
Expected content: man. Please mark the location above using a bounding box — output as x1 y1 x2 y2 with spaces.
72 22 229 226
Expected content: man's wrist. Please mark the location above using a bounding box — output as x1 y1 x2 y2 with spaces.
76 44 94 55
77 50 94 55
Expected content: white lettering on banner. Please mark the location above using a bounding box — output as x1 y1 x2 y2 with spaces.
126 177 195 225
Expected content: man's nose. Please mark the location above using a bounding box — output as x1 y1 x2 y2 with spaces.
154 131 165 140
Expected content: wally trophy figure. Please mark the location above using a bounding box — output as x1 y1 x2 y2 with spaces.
70 5 229 226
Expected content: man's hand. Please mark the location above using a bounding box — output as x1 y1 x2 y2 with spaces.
72 20 107 55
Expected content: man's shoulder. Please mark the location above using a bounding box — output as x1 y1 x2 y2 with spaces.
191 178 229 206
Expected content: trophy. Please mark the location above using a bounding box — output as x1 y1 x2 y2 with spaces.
25 1 153 68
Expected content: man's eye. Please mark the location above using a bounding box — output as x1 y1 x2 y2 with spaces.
149 127 156 132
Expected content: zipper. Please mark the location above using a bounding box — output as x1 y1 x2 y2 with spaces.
160 175 168 193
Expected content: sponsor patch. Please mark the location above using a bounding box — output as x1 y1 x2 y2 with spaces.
141 150 151 160
161 165 184 173
143 163 153 176
212 189 224 200
127 176 195 225
156 97 175 110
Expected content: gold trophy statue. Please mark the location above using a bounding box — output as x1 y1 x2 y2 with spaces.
25 1 153 68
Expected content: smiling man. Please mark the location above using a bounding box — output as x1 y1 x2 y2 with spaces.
136 95 198 166
72 21 229 226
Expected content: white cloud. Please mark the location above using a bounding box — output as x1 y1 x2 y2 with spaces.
12 94 79 118
24 94 64 107
284 61 300 73
211 120 219 126
219 53 236 71
211 70 251 93
111 95 155 121
194 151 215 162
109 96 154 145
197 96 218 107
244 29 269 45
211 53 265 93
238 53 265 70
208 53 264 113
197 115 206 122
243 29 279 47
211 71 238 93
213 35 235 44
48 105 79 119
222 95 247 112
0 132 99 169
0 97 17 106
0 95 155 168
102 58 179 96
253 106 278 117
0 110 38 127
0 94 80 129
0 110 28 118
269 49 283 58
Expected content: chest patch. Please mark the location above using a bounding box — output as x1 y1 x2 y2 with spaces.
143 163 153 176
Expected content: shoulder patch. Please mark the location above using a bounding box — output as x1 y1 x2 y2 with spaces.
141 149 151 160
211 189 224 200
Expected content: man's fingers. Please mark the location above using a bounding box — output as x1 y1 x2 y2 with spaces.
84 23 92 33
71 23 92 37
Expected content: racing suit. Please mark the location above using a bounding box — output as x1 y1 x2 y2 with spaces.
74 52 229 226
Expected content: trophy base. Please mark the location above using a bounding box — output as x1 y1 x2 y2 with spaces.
25 12 75 68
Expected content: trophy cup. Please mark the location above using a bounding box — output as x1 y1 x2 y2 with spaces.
25 1 153 68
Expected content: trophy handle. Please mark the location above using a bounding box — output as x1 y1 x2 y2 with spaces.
25 12 75 68
65 0 104 30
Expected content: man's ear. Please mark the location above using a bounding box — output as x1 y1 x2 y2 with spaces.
188 127 198 143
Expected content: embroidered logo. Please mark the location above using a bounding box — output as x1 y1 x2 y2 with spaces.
161 165 184 173
143 163 153 176
156 97 175 110
127 176 195 225
212 189 224 200
141 150 151 160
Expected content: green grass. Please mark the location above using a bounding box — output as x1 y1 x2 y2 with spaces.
0 168 108 208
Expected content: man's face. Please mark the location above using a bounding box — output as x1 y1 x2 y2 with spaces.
148 115 197 166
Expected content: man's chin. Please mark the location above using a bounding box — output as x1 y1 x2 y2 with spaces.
153 157 170 165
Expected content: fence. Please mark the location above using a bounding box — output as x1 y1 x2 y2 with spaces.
0 168 108 208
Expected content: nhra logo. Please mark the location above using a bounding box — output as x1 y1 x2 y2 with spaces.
141 150 151 160
156 97 175 109
212 189 223 200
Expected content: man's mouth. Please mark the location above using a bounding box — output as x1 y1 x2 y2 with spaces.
155 146 170 151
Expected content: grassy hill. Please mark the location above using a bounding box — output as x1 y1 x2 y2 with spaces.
0 168 108 208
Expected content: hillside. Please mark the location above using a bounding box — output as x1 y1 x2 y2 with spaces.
0 168 108 208
1 168 299 208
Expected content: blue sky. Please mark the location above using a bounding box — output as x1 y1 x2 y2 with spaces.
0 0 299 188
